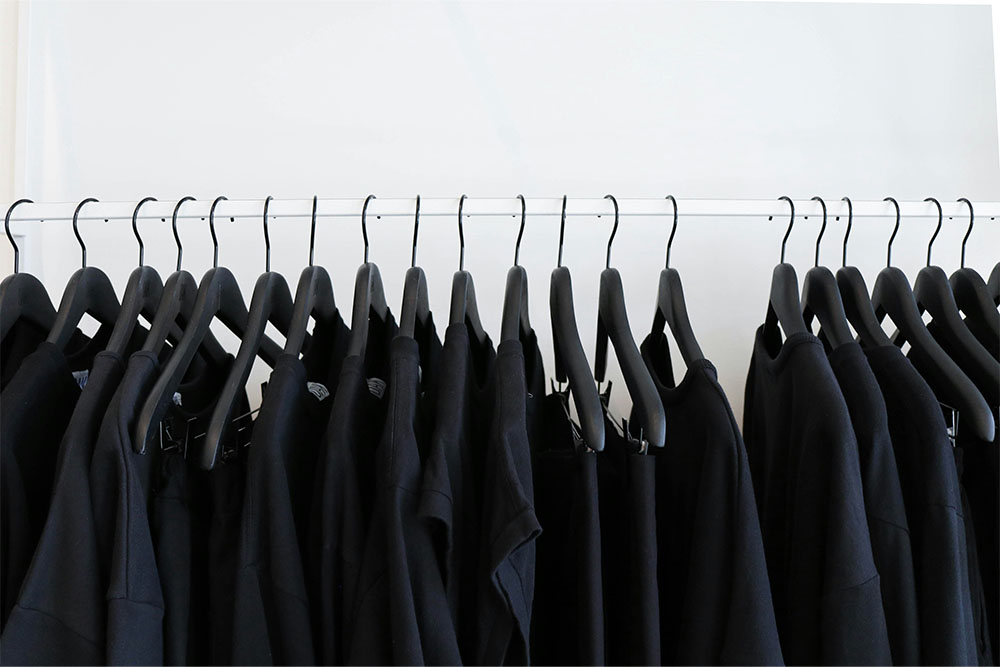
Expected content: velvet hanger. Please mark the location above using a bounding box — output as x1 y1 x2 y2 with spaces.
347 195 390 358
284 195 337 357
449 195 488 346
947 199 999 346
0 199 57 342
764 196 808 338
836 197 892 347
801 196 855 348
501 195 532 343
399 195 432 340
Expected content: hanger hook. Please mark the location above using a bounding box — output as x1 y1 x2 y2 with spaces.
840 196 853 267
458 194 467 271
131 197 158 267
514 194 526 266
171 196 195 272
73 197 100 268
411 195 421 268
958 198 974 268
810 196 827 267
771 196 795 263
308 196 318 267
208 196 228 268
4 198 33 274
361 194 376 263
923 197 942 266
557 195 567 268
884 197 900 267
262 196 273 272
665 195 678 268
604 194 619 269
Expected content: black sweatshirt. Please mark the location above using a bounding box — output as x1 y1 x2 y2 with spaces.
743 326 891 665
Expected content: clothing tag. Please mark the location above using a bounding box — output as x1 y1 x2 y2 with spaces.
71 369 90 389
172 392 183 407
367 377 387 400
940 402 959 446
307 381 330 402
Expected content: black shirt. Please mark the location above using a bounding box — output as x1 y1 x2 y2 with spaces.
743 326 891 665
531 391 605 666
231 315 348 665
349 324 461 665
474 334 543 665
865 343 981 665
0 318 48 389
640 332 783 665
417 323 496 663
827 342 920 665
0 350 128 665
308 312 396 666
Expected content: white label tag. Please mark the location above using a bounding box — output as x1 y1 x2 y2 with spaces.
307 381 330 402
72 369 89 389
366 377 387 399
172 392 183 407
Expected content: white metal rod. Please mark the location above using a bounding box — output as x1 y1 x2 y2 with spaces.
5 197 998 223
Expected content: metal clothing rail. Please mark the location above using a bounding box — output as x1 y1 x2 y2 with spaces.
6 197 1000 223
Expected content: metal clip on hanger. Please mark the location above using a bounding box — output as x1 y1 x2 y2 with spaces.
45 198 122 350
837 196 892 347
870 197 995 441
594 195 665 449
0 199 57 342
348 195 390 358
501 194 532 343
550 195 604 451
399 195 432 340
201 195 296 470
800 196 855 348
764 196 808 338
449 195 488 346
948 199 1000 349
284 195 337 357
651 195 704 366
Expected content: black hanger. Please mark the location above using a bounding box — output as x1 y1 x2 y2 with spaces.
45 198 122 350
837 197 892 347
140 197 228 365
871 197 995 441
347 195 390 358
449 195 489 346
550 195 604 451
906 197 997 379
399 195 432 339
989 262 1000 305
948 199 999 344
594 195 665 449
650 195 704 366
201 196 296 470
284 195 337 356
801 196 855 348
0 199 57 342
133 196 282 454
500 194 532 343
104 197 166 356
764 196 808 338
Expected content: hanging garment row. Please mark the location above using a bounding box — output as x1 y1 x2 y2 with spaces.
0 194 997 667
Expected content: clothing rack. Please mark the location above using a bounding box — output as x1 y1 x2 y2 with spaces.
7 197 1000 223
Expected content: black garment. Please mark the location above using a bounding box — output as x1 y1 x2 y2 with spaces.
474 334 543 666
640 333 783 666
349 324 462 666
963 315 1000 362
956 448 996 666
0 318 48 389
308 312 396 666
743 326 891 665
417 323 496 663
597 408 660 666
530 392 604 666
923 319 1000 407
0 326 109 630
232 315 348 665
0 350 128 665
827 342 920 665
865 343 981 665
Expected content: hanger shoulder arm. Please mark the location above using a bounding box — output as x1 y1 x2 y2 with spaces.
0 273 57 341
501 265 530 343
801 266 854 348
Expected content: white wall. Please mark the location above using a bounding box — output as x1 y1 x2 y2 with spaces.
8 0 1000 419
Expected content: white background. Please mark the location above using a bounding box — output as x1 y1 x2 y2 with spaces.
2 0 999 420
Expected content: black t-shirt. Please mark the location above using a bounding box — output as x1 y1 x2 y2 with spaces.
865 343 981 665
308 311 396 666
827 342 920 665
349 323 462 666
231 315 348 665
743 326 891 665
640 332 783 666
417 322 496 663
0 326 110 629
1 318 49 389
474 333 543 666
0 350 128 665
530 391 604 667
598 402 660 666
